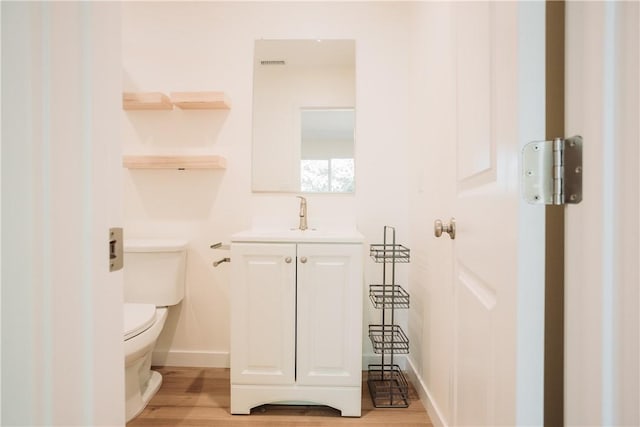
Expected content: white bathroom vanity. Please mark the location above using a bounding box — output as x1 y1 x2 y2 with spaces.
230 229 364 416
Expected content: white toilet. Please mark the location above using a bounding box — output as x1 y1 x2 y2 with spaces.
123 239 188 422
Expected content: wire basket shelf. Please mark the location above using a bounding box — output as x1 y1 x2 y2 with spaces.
368 324 409 354
367 364 410 408
368 226 411 408
369 244 410 263
369 284 410 309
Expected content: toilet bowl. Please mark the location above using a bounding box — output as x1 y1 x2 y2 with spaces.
124 303 168 421
123 239 187 422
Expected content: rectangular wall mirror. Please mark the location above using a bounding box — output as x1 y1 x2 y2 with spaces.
252 39 356 193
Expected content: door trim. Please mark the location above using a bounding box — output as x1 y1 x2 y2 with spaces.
544 1 565 425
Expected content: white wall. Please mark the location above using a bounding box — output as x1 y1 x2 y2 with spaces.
122 2 411 368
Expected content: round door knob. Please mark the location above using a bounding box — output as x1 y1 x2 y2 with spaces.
285 256 292 263
434 218 456 240
300 256 308 263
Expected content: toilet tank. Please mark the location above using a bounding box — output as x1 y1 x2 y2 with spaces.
123 239 188 306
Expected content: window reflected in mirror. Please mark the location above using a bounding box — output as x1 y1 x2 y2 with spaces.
300 108 354 193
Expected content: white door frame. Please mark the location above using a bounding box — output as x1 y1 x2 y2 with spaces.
1 2 123 425
565 1 639 426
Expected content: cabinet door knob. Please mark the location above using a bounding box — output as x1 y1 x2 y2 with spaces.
300 256 307 264
285 256 292 263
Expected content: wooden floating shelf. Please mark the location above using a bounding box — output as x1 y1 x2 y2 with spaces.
122 92 172 110
170 91 231 110
123 155 227 170
122 91 231 110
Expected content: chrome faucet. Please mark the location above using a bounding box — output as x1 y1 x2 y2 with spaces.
297 196 308 231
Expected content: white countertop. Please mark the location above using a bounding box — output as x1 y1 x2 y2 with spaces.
231 228 364 243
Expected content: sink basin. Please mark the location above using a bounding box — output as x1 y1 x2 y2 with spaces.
231 228 364 243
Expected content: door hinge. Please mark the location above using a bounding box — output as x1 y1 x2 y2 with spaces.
522 135 582 205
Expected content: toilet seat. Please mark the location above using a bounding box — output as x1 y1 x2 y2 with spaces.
124 303 157 341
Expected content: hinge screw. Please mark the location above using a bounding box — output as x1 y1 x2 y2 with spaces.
575 166 582 174
569 194 577 201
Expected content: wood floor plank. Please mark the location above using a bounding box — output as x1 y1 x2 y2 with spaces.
127 367 432 426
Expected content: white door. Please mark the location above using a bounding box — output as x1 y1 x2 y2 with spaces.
296 243 363 387
449 2 546 425
565 2 639 426
1 2 123 425
230 243 296 385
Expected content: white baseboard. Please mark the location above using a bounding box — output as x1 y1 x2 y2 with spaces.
152 350 229 368
405 356 448 427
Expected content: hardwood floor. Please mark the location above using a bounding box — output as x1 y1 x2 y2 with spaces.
128 367 433 426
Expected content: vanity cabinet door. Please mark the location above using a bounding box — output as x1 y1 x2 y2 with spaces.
230 243 296 385
296 243 363 387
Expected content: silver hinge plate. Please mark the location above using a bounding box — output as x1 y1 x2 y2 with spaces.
523 135 583 205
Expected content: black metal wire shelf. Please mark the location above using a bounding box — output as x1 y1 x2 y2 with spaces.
368 226 411 408
367 364 410 408
368 324 410 354
369 284 410 309
369 244 410 263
